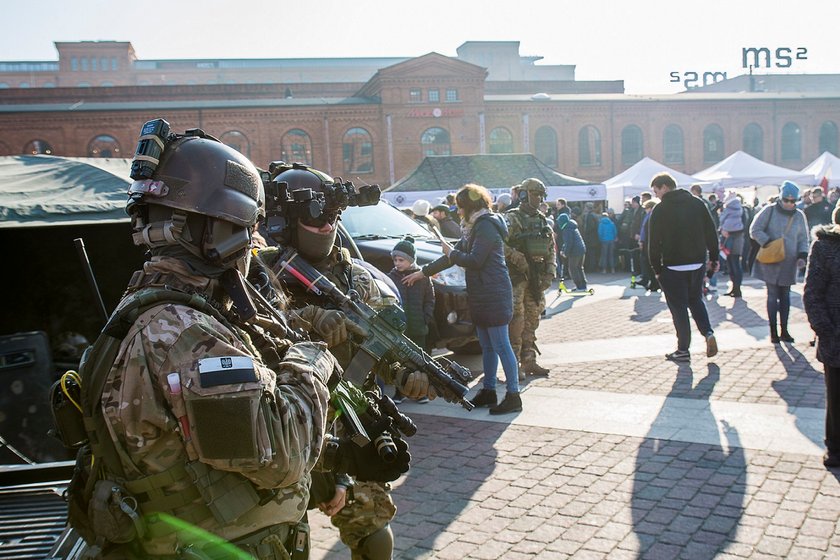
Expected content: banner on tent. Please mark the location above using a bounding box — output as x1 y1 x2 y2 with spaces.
381 184 606 208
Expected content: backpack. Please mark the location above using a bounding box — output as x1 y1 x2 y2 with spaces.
63 288 237 546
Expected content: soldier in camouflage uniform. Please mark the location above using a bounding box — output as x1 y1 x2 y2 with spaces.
74 129 337 558
257 164 434 560
504 178 556 378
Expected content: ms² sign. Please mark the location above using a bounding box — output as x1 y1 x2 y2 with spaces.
670 47 809 89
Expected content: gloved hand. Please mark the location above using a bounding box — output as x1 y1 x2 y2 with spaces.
336 433 410 482
396 367 437 401
291 305 365 347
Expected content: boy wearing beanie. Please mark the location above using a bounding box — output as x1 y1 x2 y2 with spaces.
388 236 436 403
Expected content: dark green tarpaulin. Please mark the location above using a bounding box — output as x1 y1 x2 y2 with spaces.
0 155 132 228
386 153 592 192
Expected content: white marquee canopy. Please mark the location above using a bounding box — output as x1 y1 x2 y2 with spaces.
604 157 703 210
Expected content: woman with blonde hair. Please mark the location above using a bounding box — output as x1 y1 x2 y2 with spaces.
403 184 521 414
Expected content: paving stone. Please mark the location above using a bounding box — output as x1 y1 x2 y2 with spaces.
306 280 839 560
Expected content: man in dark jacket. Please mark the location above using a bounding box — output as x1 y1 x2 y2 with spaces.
431 204 462 238
805 187 833 230
648 173 719 363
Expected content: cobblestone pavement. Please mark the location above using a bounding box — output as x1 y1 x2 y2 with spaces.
309 274 840 559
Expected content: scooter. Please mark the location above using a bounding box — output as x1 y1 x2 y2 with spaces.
557 280 594 296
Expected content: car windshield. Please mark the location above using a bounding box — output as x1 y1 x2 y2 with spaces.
341 202 436 239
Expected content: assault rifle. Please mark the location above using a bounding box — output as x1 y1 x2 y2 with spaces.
241 268 414 462
273 247 476 411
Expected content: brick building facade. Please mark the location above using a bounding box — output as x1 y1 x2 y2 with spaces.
1 40 838 186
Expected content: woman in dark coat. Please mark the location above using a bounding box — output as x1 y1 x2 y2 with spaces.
749 181 810 343
403 183 521 415
803 201 840 468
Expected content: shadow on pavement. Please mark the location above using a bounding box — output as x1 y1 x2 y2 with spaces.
388 413 502 557
632 363 746 558
772 344 826 449
310 412 501 558
629 291 667 323
726 298 767 337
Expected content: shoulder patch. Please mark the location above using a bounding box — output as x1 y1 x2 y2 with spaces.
197 356 257 387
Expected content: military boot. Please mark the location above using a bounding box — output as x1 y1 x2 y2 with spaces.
520 352 550 377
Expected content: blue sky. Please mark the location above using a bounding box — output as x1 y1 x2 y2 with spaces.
3 0 837 94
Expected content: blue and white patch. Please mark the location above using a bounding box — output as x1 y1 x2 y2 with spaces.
197 356 257 387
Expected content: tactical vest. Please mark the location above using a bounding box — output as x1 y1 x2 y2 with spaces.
510 211 553 260
68 283 294 556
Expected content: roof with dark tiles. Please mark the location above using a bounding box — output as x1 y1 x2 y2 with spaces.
387 153 593 192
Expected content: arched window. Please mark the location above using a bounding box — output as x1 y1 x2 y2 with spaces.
621 125 643 166
578 125 601 166
489 127 514 154
280 129 311 164
662 125 684 165
703 124 725 163
743 123 764 160
87 134 121 158
0 141 11 155
23 139 53 155
781 122 801 161
220 131 251 158
534 126 558 167
420 127 451 157
819 121 838 156
343 127 373 174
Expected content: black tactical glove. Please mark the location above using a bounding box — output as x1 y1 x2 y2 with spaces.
330 432 411 482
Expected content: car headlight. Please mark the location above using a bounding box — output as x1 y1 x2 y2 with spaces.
431 265 466 287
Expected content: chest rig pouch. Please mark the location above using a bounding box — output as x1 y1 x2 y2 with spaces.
179 354 277 471
513 213 553 260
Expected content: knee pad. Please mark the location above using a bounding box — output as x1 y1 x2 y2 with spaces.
357 524 393 560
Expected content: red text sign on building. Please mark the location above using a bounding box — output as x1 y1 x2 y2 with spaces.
406 107 464 118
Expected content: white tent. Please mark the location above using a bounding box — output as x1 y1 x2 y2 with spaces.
801 151 840 189
694 151 815 189
604 157 703 211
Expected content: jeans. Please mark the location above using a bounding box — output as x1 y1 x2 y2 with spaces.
658 267 713 352
567 254 587 289
476 324 519 394
599 241 615 271
766 283 791 330
727 253 743 292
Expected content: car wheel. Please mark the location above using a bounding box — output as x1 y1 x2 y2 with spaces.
446 340 483 355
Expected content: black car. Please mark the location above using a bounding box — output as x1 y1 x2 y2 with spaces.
338 201 478 353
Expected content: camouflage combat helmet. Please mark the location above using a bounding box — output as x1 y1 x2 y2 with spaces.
519 178 547 197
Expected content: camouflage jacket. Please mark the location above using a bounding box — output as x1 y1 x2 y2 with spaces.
100 258 333 555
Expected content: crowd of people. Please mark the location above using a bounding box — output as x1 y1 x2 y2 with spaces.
407 176 840 470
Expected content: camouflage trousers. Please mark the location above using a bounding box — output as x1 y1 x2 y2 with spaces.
509 280 546 361
330 481 395 550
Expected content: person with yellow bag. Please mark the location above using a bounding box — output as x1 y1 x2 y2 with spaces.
749 181 810 344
